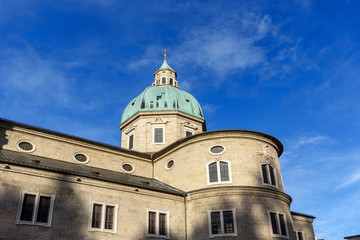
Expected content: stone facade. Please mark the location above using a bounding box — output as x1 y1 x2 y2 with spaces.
0 56 316 239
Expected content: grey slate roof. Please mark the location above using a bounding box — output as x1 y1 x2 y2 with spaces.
0 149 185 196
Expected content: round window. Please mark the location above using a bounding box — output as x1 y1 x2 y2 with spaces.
209 145 225 155
122 163 134 173
17 141 35 152
74 153 89 163
165 159 175 170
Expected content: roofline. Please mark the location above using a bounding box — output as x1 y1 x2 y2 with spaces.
152 129 283 159
0 117 281 160
345 235 360 239
0 117 151 160
0 149 185 196
290 211 316 219
119 110 206 130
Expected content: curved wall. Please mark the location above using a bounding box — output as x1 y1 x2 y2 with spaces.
154 131 284 192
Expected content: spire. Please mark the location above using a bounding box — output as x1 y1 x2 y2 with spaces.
158 49 174 71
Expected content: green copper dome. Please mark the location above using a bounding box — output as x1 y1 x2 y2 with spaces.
121 86 204 124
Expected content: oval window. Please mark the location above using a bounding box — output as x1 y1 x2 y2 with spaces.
17 141 35 152
122 163 134 173
165 159 175 170
209 145 225 155
74 153 89 163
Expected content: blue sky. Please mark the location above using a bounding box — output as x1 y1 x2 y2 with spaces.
0 0 359 239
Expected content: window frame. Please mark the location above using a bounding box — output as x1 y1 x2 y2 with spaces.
260 163 278 188
207 208 237 238
89 201 118 233
206 160 232 185
121 163 135 173
295 230 305 240
184 128 194 137
161 76 166 84
208 145 226 155
146 209 170 239
16 140 36 153
16 190 55 227
153 126 165 144
268 210 289 238
73 152 90 164
128 132 134 150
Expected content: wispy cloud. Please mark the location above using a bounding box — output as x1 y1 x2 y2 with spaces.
336 170 360 190
201 104 219 116
294 135 336 148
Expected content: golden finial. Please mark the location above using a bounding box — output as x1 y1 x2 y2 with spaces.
164 48 167 59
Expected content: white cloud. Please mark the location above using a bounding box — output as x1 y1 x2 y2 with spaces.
201 104 219 116
336 170 360 190
294 135 336 148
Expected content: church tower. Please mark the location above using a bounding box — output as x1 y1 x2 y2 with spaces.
119 50 206 152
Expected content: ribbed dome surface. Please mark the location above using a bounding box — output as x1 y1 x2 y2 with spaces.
121 86 204 124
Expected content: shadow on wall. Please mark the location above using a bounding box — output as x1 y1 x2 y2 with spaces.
0 126 9 149
188 195 296 240
0 174 88 240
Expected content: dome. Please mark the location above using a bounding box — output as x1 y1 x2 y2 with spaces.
121 86 204 124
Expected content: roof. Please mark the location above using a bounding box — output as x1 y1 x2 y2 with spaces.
290 211 316 219
0 149 185 196
344 235 360 240
121 86 204 124
158 58 174 71
0 117 151 160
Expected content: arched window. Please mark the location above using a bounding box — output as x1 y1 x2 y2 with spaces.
207 161 231 185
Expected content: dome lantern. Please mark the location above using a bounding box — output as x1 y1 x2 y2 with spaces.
152 49 179 88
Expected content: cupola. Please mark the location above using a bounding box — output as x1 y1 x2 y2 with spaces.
152 49 179 88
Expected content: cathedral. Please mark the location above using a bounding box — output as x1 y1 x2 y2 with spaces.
0 52 315 239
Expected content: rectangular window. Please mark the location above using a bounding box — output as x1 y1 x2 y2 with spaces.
208 209 237 238
148 211 156 234
128 134 134 150
261 164 278 187
269 211 288 237
154 127 165 144
295 231 304 240
147 210 170 239
185 131 193 137
16 191 55 227
162 77 166 84
90 202 118 233
169 78 173 85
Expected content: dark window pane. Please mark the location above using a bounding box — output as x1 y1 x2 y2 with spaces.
167 160 174 169
162 77 166 84
92 204 102 228
262 165 269 184
75 153 87 162
20 194 36 221
279 214 287 236
269 165 276 186
220 162 229 181
297 232 303 240
129 135 134 150
154 128 164 143
270 212 279 234
159 213 167 235
223 211 234 233
186 131 193 137
18 142 33 151
122 164 133 172
209 162 218 183
105 206 114 230
170 78 173 85
211 212 221 234
36 196 51 223
148 212 156 234
210 146 224 154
